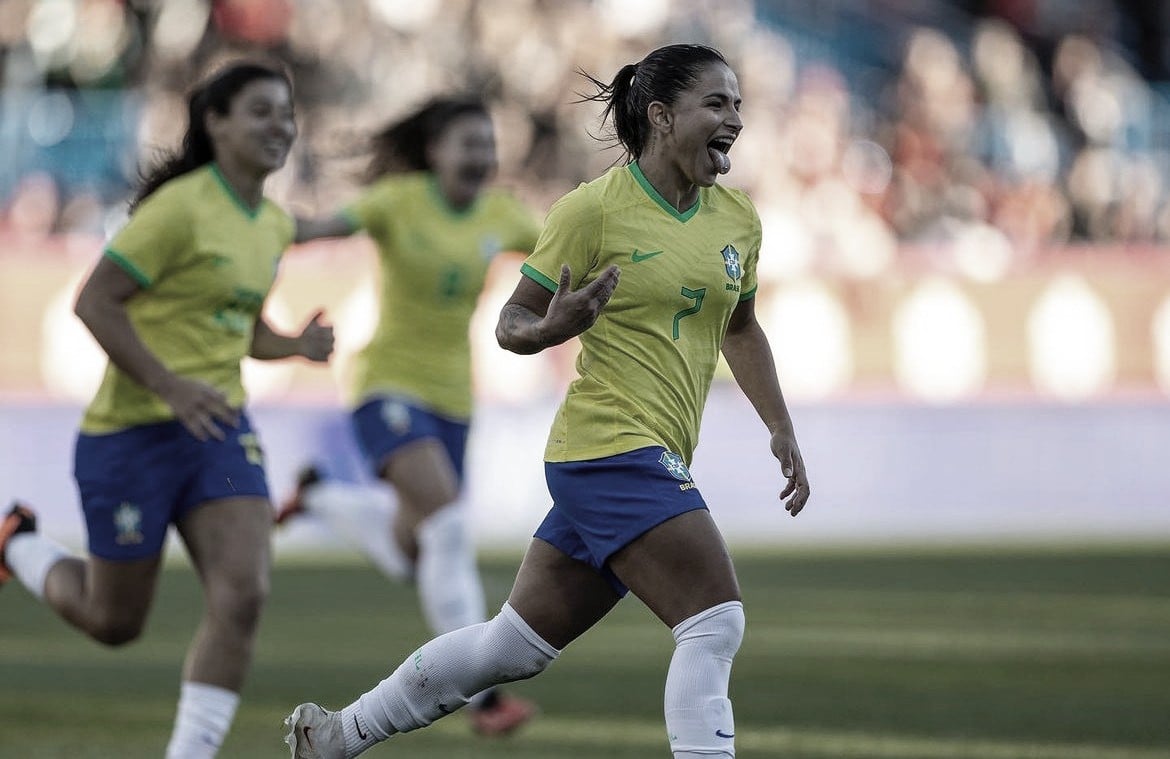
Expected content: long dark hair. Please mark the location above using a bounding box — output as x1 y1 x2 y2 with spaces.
578 44 728 162
365 97 490 182
131 61 292 211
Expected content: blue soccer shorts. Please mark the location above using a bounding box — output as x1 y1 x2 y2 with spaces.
534 445 709 596
74 412 269 561
351 395 470 484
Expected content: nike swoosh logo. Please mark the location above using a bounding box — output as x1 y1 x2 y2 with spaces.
631 249 663 262
354 714 369 740
716 729 735 738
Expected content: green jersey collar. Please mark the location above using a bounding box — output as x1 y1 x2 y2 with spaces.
628 162 700 222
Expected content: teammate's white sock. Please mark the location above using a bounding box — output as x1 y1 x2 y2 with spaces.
343 602 558 746
4 532 70 600
165 681 240 759
303 481 411 581
416 502 486 635
664 601 745 758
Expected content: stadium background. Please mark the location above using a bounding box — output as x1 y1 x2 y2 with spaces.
2 0 1169 550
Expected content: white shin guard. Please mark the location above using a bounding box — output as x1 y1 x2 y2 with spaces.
354 602 558 736
416 503 486 635
664 601 745 758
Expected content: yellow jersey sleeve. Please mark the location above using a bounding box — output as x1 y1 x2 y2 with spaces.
520 184 603 292
104 183 193 287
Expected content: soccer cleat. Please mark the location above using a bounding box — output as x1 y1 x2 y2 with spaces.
469 692 538 736
283 702 346 759
0 502 37 585
274 466 322 526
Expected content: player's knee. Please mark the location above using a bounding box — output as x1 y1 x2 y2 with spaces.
89 614 146 647
208 577 269 636
672 600 745 659
417 504 471 557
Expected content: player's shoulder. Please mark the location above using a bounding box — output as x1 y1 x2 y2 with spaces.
704 182 759 220
550 165 636 218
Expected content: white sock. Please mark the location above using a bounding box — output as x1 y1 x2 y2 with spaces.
165 681 240 759
665 601 745 759
416 503 486 636
344 602 558 747
5 532 70 600
303 481 411 582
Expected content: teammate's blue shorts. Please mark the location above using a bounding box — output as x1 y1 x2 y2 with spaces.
534 446 708 596
74 412 269 561
351 396 470 484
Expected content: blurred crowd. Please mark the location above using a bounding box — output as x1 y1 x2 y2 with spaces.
2 0 1170 280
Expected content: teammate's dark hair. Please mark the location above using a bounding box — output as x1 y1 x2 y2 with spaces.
131 61 292 212
366 97 490 182
578 44 728 162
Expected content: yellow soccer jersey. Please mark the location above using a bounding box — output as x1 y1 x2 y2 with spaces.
344 173 541 418
521 162 760 464
82 164 294 433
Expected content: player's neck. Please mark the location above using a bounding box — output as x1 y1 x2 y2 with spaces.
633 155 698 213
214 160 266 210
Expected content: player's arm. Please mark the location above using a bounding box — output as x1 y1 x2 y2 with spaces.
294 214 358 244
249 310 334 362
75 256 237 440
496 264 620 355
722 295 810 516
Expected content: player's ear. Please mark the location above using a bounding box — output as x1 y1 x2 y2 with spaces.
647 101 671 133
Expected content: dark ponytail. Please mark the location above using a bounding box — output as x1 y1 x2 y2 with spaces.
131 61 290 212
578 44 728 162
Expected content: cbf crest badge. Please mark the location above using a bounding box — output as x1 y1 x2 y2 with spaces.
114 501 144 546
658 451 693 482
720 244 742 280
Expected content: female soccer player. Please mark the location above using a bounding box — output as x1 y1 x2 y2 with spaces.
0 61 333 758
282 43 810 759
275 96 541 734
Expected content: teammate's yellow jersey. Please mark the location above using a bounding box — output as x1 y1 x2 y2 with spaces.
344 173 541 418
82 164 294 434
521 162 760 465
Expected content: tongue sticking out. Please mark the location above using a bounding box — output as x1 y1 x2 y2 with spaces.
708 147 731 175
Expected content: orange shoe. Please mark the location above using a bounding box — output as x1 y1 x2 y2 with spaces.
0 502 37 584
273 467 321 526
469 692 537 737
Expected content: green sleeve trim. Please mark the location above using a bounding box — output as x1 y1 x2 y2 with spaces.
104 248 152 287
739 285 757 302
340 207 363 231
520 262 559 293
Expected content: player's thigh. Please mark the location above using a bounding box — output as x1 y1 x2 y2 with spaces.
507 538 621 651
177 496 272 597
608 509 741 629
84 554 164 628
382 438 461 517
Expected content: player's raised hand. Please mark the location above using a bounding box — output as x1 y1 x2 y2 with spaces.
157 375 238 441
296 309 334 362
771 428 810 516
543 264 621 342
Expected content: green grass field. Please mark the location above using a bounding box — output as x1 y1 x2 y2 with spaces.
3 545 1170 758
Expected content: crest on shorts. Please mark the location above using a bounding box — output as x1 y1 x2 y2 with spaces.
658 451 692 482
380 399 412 435
114 501 144 546
720 244 742 281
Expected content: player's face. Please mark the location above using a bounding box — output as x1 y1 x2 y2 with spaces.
209 78 297 176
428 113 497 205
663 62 742 187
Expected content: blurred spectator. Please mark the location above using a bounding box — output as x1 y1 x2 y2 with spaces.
2 0 1169 258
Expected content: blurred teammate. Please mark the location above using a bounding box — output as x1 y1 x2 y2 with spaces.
276 96 542 734
282 43 809 759
0 61 333 758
